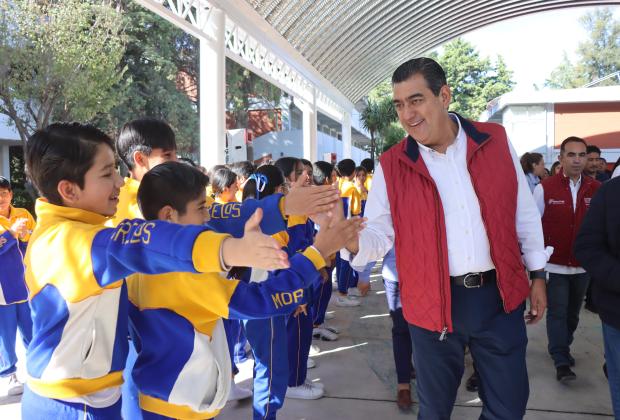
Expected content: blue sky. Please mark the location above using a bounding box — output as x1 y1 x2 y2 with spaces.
454 5 620 91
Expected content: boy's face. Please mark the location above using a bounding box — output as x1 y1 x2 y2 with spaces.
170 191 209 225
133 147 177 181
0 188 12 215
355 171 367 184
62 144 123 217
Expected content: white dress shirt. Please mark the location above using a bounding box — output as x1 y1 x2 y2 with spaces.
533 176 586 275
612 166 620 179
344 114 547 276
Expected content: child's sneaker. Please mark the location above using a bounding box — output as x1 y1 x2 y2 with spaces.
335 295 360 307
307 358 317 369
324 312 335 320
347 287 363 297
227 379 252 401
305 379 324 390
286 383 324 399
309 344 321 356
0 373 23 396
323 323 340 334
313 327 338 341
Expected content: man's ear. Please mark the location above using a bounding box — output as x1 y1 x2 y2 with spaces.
157 205 178 222
57 180 81 204
440 85 452 109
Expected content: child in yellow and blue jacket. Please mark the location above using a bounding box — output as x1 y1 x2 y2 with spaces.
21 123 291 419
334 159 362 305
127 161 361 419
0 176 35 396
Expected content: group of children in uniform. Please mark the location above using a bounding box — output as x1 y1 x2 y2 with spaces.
0 117 378 420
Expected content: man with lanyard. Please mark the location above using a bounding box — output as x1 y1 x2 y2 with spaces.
343 57 548 419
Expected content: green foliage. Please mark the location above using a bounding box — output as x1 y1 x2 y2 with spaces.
0 0 126 145
546 8 620 88
9 148 34 213
226 59 284 129
380 122 406 153
96 2 200 158
360 97 397 160
436 38 514 119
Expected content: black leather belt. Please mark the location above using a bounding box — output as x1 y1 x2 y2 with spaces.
451 270 496 288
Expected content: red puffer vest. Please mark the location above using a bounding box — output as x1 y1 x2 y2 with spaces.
380 115 530 333
541 173 600 266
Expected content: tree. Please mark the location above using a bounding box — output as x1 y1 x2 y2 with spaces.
96 1 201 158
360 97 397 160
437 39 514 119
0 0 126 148
546 8 620 88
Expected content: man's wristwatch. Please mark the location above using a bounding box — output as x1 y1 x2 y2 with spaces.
529 270 546 281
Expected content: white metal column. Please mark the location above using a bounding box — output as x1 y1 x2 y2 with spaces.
0 145 9 180
301 90 318 161
342 112 352 159
199 8 226 169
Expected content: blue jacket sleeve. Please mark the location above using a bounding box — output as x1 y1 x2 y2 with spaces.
206 194 287 238
91 219 227 287
227 252 321 319
0 231 18 256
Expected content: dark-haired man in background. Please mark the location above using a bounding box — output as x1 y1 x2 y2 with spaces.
343 57 548 419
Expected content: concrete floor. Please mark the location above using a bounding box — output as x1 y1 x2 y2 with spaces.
1 267 614 419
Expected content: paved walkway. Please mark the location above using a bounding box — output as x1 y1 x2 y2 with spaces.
1 266 614 419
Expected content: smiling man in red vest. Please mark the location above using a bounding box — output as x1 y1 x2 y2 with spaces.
533 137 601 382
343 58 548 419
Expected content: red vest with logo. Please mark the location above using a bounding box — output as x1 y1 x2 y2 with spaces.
380 116 530 333
541 173 600 266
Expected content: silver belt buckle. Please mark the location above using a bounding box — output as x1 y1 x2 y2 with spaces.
463 273 483 288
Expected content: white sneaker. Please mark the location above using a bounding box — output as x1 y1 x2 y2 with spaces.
335 296 361 307
331 281 338 291
309 344 321 356
227 379 252 401
313 327 339 341
324 312 335 320
307 358 316 369
323 322 340 334
286 383 324 399
0 373 23 396
305 379 324 390
348 287 363 297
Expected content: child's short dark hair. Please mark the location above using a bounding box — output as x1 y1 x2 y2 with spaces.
354 166 367 177
274 157 300 179
312 161 334 186
360 158 374 173
230 161 255 180
337 159 356 177
0 176 11 191
26 123 114 205
137 161 208 220
211 167 237 195
117 118 176 170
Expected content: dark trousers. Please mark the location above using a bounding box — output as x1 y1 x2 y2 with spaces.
409 283 529 420
311 266 334 326
287 306 313 387
383 280 414 384
546 272 590 367
0 301 32 376
335 252 358 294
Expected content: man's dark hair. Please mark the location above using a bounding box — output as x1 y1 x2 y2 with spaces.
360 158 374 173
586 145 602 155
313 161 334 186
26 123 114 205
117 118 176 170
274 157 300 179
230 161 255 180
391 57 447 96
243 164 285 201
0 176 11 191
337 158 356 177
138 161 207 220
560 136 587 154
211 167 237 195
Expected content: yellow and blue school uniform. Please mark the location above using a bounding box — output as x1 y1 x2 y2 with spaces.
336 180 361 294
127 246 325 420
0 206 35 377
22 199 230 418
284 217 317 388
